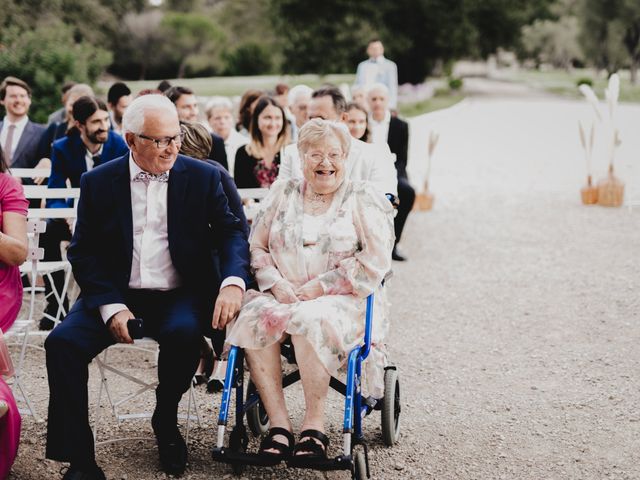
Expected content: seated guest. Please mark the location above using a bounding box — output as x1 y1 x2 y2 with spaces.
38 83 95 162
0 145 28 479
44 94 249 479
235 89 264 137
106 82 132 135
234 96 288 188
164 86 227 169
367 83 415 262
345 102 371 142
38 96 129 331
225 119 393 461
47 82 77 126
205 97 247 175
350 85 369 111
287 84 313 142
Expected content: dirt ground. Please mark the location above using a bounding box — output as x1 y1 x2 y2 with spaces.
6 80 640 479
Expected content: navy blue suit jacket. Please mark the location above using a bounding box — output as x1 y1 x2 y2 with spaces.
0 119 46 168
387 116 409 180
47 130 129 208
209 132 228 171
68 153 250 311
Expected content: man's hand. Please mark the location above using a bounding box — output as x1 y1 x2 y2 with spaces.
212 285 244 330
108 309 136 344
271 279 299 304
295 279 323 301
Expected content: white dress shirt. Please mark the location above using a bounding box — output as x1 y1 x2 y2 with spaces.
84 144 103 172
369 110 391 146
278 134 398 197
354 56 399 108
0 115 29 160
99 154 245 322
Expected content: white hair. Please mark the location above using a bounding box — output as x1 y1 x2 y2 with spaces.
205 96 233 118
288 84 313 105
367 82 389 98
122 94 178 135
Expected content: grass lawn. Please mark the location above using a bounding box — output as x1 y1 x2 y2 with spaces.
495 68 640 103
399 91 465 117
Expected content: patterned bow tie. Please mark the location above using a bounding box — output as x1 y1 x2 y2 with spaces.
133 171 169 184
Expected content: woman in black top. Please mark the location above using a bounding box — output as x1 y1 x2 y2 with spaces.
234 96 289 188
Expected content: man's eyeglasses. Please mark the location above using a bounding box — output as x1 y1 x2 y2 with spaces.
136 132 185 149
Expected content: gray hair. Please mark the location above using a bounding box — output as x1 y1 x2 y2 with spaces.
367 82 389 98
205 96 233 118
122 94 178 135
297 118 351 157
66 83 94 100
288 84 313 105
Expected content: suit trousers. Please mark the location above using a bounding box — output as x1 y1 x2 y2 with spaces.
395 177 416 244
45 288 203 464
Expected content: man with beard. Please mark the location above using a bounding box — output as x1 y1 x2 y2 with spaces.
165 86 228 170
38 96 129 330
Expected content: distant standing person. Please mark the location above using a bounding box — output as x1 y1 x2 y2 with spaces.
165 86 228 170
354 39 398 110
367 83 414 261
234 96 288 188
107 82 132 135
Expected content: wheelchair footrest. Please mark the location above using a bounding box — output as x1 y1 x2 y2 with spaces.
211 447 282 467
287 454 353 471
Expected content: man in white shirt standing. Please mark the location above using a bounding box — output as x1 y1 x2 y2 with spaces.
278 85 398 199
354 39 399 110
0 76 45 168
44 94 250 480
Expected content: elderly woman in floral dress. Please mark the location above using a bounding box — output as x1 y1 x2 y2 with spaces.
225 119 394 461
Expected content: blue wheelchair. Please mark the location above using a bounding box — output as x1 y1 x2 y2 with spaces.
211 293 401 478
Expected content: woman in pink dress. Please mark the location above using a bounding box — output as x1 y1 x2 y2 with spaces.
0 145 28 479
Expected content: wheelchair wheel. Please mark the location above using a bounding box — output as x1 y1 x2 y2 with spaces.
229 425 248 475
353 449 369 479
381 367 401 446
246 379 270 436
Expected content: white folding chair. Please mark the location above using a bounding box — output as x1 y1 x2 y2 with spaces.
93 338 202 446
238 187 269 222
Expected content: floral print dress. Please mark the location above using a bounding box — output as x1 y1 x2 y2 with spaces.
225 178 394 398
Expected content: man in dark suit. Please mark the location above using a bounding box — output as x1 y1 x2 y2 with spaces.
0 76 46 169
38 96 129 330
44 94 250 479
165 86 228 170
368 83 415 261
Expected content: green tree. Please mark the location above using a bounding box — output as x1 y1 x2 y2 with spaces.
0 21 111 123
161 12 224 78
522 16 584 68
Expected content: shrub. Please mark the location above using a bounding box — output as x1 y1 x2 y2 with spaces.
448 77 464 91
576 77 593 87
223 42 273 76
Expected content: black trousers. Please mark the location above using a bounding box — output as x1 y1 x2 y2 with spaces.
45 288 204 464
395 177 416 244
39 219 72 312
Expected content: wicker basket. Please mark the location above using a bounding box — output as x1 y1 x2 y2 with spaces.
414 191 434 211
597 168 624 207
580 175 598 205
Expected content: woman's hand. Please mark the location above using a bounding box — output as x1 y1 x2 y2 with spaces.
295 279 323 301
271 279 299 304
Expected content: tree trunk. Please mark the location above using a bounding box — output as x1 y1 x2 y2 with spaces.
177 58 188 79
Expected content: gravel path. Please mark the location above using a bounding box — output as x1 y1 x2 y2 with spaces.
8 80 640 479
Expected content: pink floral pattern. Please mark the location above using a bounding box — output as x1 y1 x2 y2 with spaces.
225 178 394 397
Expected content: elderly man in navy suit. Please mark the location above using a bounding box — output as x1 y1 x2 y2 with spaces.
44 94 250 479
38 96 129 330
0 76 45 169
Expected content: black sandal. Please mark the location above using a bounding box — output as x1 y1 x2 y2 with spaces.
292 429 329 459
258 427 295 461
